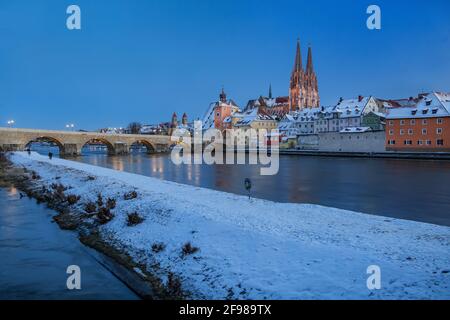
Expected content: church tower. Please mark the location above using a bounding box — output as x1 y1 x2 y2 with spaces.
219 87 227 103
182 113 188 126
289 39 320 111
289 39 304 111
304 46 320 108
169 112 178 136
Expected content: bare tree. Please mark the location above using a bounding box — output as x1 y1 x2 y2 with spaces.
127 122 142 134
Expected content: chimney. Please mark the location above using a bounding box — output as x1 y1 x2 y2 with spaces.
358 95 363 102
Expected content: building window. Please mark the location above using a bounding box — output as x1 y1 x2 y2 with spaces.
400 129 405 135
437 139 444 146
389 130 394 135
404 140 412 145
422 128 427 135
408 129 413 135
388 140 396 145
422 119 428 125
418 140 423 145
437 128 443 135
400 120 405 125
389 120 394 126
410 119 416 125
426 140 432 145
437 118 443 124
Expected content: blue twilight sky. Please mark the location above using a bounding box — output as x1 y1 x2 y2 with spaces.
0 0 449 131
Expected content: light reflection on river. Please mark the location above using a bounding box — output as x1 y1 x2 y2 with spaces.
28 144 450 226
72 151 450 227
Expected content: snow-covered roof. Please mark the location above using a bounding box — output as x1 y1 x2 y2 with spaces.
202 99 241 130
295 107 321 122
334 97 371 118
245 96 289 112
386 92 450 119
340 127 372 133
234 108 276 126
202 102 217 130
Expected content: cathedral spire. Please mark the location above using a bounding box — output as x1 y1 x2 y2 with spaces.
293 38 302 72
219 86 227 103
306 46 314 74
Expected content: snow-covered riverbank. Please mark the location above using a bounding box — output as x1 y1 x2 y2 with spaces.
7 152 450 299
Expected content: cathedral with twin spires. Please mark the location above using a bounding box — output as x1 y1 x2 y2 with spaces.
289 39 320 111
242 38 320 117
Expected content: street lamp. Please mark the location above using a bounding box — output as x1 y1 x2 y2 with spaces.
7 120 15 128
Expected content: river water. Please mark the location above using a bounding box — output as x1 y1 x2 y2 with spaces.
72 151 450 227
0 187 138 300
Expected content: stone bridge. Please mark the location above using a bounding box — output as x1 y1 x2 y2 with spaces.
0 127 171 156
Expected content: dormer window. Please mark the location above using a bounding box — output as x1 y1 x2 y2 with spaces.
422 109 428 115
411 110 417 115
432 109 438 114
426 100 432 106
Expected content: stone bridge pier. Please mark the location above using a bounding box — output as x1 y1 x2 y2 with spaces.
114 143 129 155
61 143 84 156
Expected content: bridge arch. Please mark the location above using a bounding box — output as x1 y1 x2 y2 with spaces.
130 140 157 154
25 136 65 155
82 138 116 155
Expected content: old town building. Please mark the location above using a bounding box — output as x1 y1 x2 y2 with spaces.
386 92 450 152
202 88 241 132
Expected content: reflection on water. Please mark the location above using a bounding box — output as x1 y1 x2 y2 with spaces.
0 187 138 300
30 145 450 226
71 152 450 227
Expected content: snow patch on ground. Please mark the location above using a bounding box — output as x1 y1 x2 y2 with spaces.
8 152 450 299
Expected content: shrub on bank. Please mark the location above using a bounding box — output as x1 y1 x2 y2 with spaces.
127 212 144 226
96 193 104 207
50 183 67 202
66 194 81 205
31 171 41 180
97 207 114 224
167 272 183 298
181 242 199 257
124 190 138 200
106 198 116 210
152 242 166 253
51 183 67 193
84 201 97 214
